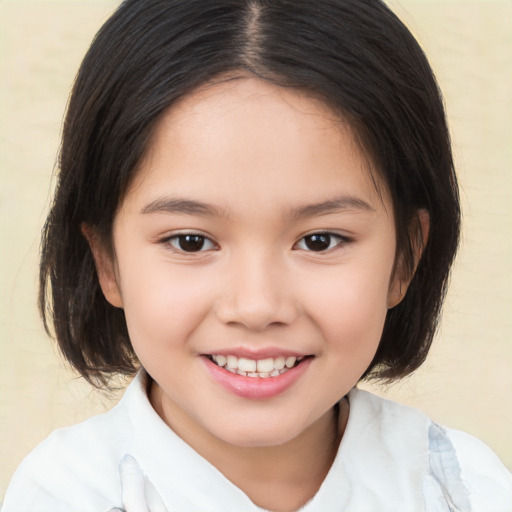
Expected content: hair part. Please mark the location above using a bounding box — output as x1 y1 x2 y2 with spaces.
40 0 460 387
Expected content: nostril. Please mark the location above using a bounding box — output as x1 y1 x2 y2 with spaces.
213 271 300 329
216 303 299 331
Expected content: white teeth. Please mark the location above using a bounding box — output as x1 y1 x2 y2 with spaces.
226 355 238 370
274 357 285 370
285 356 297 368
238 358 257 372
213 355 227 367
256 358 274 373
210 353 306 377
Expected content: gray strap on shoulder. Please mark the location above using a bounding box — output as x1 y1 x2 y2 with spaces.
427 422 472 512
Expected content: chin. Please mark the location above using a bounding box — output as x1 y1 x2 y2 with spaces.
220 432 297 449
209 417 309 449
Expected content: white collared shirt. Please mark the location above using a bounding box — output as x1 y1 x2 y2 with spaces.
3 371 511 511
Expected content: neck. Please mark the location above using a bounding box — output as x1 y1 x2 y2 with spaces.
150 382 349 511
221 401 346 511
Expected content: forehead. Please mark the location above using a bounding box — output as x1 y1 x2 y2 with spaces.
126 77 390 215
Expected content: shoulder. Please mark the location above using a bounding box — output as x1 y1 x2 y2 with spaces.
1 374 148 512
443 426 512 511
348 388 512 511
2 407 127 512
347 387 432 442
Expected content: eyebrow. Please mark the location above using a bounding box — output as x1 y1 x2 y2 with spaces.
140 198 227 217
140 195 374 219
290 196 375 219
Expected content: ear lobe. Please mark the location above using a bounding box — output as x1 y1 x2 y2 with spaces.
81 223 124 308
387 278 405 309
416 209 430 254
387 209 430 309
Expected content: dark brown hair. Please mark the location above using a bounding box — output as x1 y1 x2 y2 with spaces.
40 0 460 387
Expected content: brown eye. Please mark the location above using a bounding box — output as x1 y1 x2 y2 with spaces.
169 234 215 252
304 234 331 251
296 233 345 252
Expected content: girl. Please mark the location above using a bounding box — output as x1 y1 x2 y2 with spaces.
2 0 511 511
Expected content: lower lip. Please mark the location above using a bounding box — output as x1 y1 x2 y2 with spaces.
202 357 312 400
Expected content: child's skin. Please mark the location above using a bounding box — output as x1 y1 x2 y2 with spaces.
88 77 427 511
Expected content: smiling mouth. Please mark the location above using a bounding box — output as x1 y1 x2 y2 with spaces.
206 354 309 378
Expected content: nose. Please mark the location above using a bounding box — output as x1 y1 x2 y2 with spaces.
214 251 299 331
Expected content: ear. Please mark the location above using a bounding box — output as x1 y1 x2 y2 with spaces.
387 209 430 309
81 223 124 308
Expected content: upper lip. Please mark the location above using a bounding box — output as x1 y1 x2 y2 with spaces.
201 347 311 359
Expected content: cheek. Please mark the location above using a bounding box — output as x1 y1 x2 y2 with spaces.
115 255 214 354
303 259 393 351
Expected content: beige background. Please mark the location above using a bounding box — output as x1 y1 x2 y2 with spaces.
1 0 511 501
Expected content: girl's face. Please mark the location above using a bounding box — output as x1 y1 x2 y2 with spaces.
96 78 404 448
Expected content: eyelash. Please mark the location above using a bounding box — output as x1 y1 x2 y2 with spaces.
162 232 350 254
165 233 217 253
294 232 350 252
